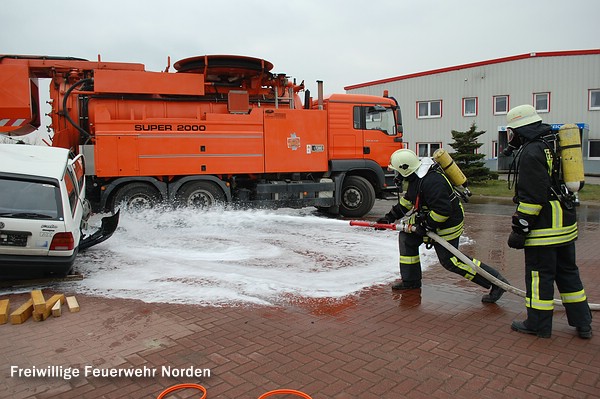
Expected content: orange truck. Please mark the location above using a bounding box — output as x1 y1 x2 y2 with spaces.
0 54 403 217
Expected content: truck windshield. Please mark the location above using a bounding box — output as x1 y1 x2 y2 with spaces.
0 178 61 220
365 107 396 135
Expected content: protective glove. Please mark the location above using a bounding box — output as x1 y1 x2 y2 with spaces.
412 219 433 237
511 212 532 235
413 223 428 237
507 231 526 249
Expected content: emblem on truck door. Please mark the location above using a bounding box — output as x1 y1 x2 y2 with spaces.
306 145 325 154
287 133 301 150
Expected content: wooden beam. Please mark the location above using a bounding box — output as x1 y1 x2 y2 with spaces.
0 299 9 325
33 294 66 321
48 294 65 318
51 299 62 317
10 299 33 325
31 290 47 314
66 296 80 313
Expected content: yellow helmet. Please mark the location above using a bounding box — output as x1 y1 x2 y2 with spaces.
388 149 421 177
506 104 542 129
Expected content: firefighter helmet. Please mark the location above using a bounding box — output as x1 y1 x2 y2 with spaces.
388 149 421 177
506 104 542 129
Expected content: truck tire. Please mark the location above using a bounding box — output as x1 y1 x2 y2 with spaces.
112 182 160 212
339 175 376 218
176 181 225 209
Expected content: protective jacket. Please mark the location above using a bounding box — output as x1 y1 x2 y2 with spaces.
513 123 577 247
385 166 463 241
384 164 505 291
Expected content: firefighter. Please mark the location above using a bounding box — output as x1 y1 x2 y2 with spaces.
378 148 509 303
505 104 592 339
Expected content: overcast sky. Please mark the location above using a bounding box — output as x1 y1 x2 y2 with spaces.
2 0 599 96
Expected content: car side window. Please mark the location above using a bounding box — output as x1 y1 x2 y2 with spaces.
64 170 78 216
73 157 85 190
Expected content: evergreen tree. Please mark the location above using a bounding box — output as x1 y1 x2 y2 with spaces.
448 123 498 183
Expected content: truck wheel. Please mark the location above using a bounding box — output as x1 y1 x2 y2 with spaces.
339 176 375 218
176 181 225 209
112 183 160 212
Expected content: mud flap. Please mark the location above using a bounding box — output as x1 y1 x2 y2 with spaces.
79 210 120 251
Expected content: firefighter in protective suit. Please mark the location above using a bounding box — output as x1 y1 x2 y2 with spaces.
378 148 509 303
505 104 592 339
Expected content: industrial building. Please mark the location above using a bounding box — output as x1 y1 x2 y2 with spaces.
345 50 600 173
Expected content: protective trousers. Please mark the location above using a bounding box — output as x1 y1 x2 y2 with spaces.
398 232 499 288
523 243 592 334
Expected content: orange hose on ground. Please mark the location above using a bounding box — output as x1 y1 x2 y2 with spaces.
156 383 207 399
258 389 313 399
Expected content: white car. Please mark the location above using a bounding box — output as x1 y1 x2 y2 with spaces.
0 144 118 278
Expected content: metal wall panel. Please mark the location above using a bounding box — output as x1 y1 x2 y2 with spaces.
348 53 600 172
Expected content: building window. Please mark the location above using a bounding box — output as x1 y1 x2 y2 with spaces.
417 142 441 157
463 97 477 117
493 95 509 115
417 100 442 119
534 92 550 113
589 140 600 159
590 89 600 111
492 140 498 159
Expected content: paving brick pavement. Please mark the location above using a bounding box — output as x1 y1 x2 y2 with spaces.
2 203 599 399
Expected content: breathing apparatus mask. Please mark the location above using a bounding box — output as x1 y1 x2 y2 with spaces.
503 127 522 156
391 170 417 193
393 171 403 187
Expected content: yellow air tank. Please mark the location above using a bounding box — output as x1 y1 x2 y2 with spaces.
558 124 585 192
433 149 467 186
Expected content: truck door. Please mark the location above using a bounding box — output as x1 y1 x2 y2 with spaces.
327 103 363 159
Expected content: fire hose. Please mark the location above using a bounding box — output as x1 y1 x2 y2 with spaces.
156 384 312 399
349 220 600 311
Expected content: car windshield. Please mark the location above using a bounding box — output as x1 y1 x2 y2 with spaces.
0 178 62 220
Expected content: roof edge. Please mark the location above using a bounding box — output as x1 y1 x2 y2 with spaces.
344 49 600 91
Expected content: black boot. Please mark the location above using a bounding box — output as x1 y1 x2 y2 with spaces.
481 275 509 303
391 280 421 290
511 320 551 338
577 325 593 339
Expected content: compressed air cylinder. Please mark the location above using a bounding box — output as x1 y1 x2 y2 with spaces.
558 124 585 192
432 149 467 186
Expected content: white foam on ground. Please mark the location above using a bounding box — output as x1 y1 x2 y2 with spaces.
74 207 448 306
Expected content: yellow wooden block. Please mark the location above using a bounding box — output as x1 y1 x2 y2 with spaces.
33 294 66 321
51 300 62 317
0 299 9 325
30 290 46 314
48 294 66 318
32 311 47 322
10 299 33 325
66 296 80 313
